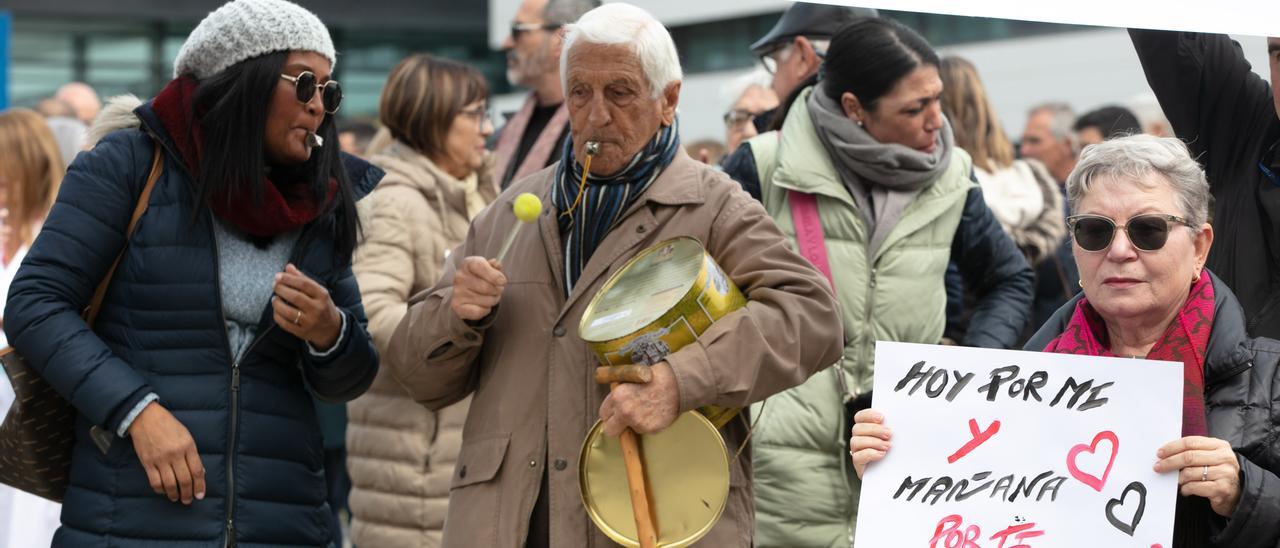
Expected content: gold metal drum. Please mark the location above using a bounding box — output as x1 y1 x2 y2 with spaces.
578 237 747 547
579 237 746 428
578 411 729 547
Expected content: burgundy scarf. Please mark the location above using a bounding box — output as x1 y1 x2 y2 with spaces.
151 77 333 237
1043 271 1214 437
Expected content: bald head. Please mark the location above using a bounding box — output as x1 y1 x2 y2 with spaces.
56 82 102 125
35 97 77 119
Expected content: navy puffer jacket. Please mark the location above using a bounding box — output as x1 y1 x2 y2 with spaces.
4 99 382 547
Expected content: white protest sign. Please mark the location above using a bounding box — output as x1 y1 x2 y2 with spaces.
853 342 1183 548
818 0 1280 37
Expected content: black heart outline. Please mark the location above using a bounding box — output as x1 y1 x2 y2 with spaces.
1105 481 1147 536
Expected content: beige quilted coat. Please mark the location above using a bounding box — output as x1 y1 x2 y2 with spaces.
347 140 497 547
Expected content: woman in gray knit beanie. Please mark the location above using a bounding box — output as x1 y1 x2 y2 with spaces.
2 0 383 545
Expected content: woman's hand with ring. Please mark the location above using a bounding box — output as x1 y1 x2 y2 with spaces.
1153 435 1241 517
272 263 343 349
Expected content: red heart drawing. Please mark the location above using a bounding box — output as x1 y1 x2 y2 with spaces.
1065 430 1119 492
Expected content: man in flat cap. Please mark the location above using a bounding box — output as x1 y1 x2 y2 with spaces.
750 2 878 131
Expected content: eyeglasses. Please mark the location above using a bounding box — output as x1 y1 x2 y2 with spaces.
1067 213 1196 252
510 21 561 39
723 109 765 128
279 71 342 114
759 42 791 75
458 104 492 125
759 40 825 74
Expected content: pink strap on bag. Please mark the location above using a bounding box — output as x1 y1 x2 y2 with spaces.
788 190 835 295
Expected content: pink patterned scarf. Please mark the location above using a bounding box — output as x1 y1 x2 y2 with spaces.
1042 271 1214 436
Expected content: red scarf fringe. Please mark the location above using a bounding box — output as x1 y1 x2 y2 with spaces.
1043 272 1214 437
151 77 333 237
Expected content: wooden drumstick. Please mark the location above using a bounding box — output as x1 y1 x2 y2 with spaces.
595 365 654 385
611 381 659 548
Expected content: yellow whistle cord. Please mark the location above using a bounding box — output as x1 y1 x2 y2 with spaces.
560 153 593 219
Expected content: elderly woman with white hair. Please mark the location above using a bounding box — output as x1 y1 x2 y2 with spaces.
853 134 1280 547
722 69 778 155
384 3 843 547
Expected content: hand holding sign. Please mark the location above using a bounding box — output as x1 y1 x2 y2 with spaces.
850 408 892 479
1153 436 1241 517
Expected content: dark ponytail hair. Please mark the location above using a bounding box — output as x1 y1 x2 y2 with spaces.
192 51 360 264
822 18 939 113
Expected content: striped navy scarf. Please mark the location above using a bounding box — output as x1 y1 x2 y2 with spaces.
551 118 680 295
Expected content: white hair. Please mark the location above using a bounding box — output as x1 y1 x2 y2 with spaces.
1066 134 1211 228
560 3 682 99
720 68 773 110
1028 101 1079 154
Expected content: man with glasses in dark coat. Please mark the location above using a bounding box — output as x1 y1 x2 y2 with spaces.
748 2 878 132
493 0 599 189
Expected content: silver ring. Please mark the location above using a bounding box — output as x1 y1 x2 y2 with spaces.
1202 465 1209 482
294 310 302 325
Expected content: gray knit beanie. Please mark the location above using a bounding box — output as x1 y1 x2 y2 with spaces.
173 0 336 80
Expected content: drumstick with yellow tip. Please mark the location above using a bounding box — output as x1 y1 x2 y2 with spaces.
495 193 543 265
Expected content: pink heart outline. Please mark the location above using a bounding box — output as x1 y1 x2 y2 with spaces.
1066 430 1119 492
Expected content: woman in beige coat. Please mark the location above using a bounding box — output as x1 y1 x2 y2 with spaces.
347 54 497 547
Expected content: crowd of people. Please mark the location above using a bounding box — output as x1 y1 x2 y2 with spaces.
0 0 1278 547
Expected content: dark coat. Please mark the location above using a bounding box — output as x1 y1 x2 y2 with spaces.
1131 29 1280 339
4 100 382 547
1027 271 1280 548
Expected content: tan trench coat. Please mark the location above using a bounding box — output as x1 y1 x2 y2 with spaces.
386 150 844 547
347 141 498 547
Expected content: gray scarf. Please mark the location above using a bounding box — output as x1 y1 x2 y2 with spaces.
807 87 954 257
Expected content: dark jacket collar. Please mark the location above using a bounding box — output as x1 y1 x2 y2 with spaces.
341 152 384 200
1024 270 1253 384
133 100 383 201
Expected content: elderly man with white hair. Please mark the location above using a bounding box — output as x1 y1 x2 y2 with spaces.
384 3 843 546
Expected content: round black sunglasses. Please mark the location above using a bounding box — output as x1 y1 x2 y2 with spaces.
279 71 342 114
